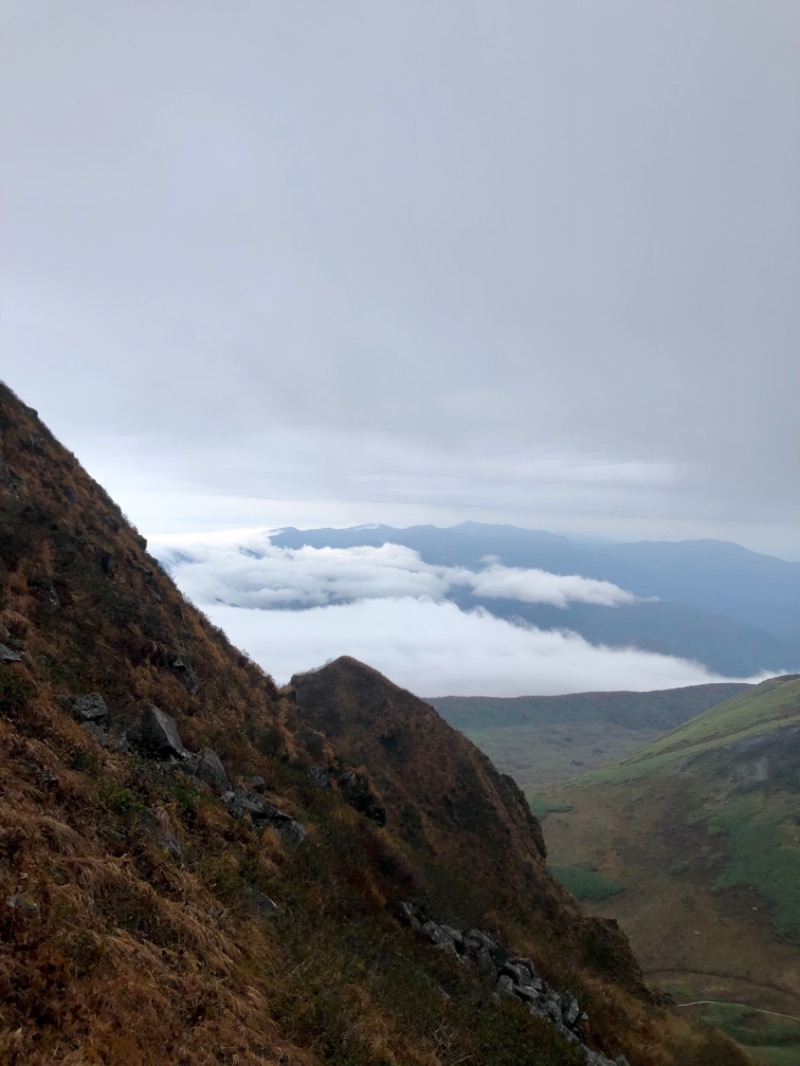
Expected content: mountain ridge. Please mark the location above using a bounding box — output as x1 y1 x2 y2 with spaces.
0 380 750 1065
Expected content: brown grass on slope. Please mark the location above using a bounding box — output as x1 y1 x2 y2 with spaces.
0 381 753 1066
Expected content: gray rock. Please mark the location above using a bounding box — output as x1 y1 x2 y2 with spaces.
396 901 418 928
461 934 483 956
0 644 21 663
272 815 307 845
495 975 516 999
434 938 457 955
508 956 537 982
225 787 306 844
584 1054 619 1066
543 994 562 1024
475 947 498 981
439 924 465 952
562 995 581 1028
500 961 530 986
422 921 457 951
172 656 200 695
249 776 267 792
513 984 541 1005
71 693 109 722
464 928 500 954
192 748 231 796
140 704 186 759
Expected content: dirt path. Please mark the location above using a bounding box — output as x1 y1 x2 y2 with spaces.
676 1000 800 1022
649 968 800 1014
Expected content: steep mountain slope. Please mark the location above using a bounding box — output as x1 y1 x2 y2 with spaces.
429 683 752 790
269 525 800 674
542 677 800 1027
0 381 750 1065
292 659 559 938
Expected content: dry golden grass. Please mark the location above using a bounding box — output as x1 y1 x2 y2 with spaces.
0 381 755 1066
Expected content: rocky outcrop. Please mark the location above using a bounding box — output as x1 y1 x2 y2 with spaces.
0 644 21 663
410 908 629 1066
222 786 307 845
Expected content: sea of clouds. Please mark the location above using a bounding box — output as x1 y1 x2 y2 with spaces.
149 528 758 697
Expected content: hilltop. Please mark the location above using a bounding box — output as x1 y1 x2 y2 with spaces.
429 683 752 790
0 380 750 1065
542 676 800 1063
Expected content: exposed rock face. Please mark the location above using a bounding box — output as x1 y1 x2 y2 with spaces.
415 908 625 1065
0 644 21 663
140 704 187 759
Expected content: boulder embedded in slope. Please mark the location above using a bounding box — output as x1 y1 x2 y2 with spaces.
0 644 21 663
191 748 231 796
71 693 109 722
140 704 187 759
224 787 307 844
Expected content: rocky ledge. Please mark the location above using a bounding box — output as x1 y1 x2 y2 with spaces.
400 906 630 1066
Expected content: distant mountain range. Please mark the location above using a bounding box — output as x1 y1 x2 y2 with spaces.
271 523 800 676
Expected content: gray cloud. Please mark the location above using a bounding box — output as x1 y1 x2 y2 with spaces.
2 2 799 556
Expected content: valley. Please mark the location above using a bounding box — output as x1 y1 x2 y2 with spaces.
538 677 800 1063
429 683 751 790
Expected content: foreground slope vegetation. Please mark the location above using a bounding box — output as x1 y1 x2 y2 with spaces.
543 677 800 1024
0 381 750 1065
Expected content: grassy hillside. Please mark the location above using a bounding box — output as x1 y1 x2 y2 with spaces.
542 676 800 1061
574 675 800 785
0 380 751 1065
429 684 751 790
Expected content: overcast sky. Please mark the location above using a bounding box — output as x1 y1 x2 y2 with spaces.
2 1 799 558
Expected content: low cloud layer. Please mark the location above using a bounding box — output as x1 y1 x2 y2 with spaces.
204 598 749 697
150 529 762 696
151 530 639 610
